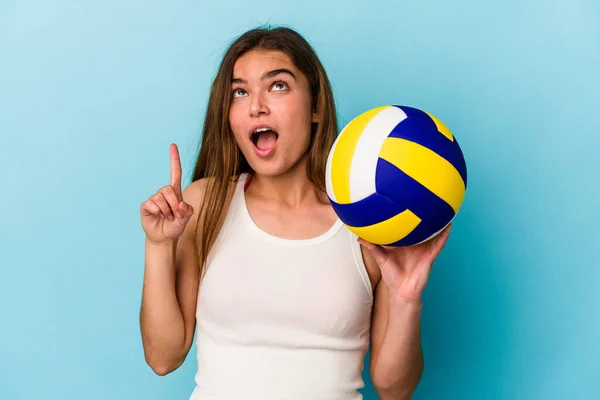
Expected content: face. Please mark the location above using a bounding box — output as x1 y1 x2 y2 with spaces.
229 49 318 177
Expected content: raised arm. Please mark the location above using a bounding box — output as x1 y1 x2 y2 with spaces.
139 143 204 375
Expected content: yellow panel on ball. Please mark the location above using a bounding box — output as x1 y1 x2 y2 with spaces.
347 208 421 245
378 137 466 213
425 111 454 141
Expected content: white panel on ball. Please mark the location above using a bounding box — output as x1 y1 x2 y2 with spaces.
349 106 407 202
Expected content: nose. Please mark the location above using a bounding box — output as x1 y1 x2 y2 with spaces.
249 92 269 117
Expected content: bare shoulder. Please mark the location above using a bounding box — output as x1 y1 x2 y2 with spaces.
176 177 213 247
182 177 212 205
182 176 238 201
180 176 238 236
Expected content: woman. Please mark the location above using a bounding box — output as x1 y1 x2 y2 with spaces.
139 26 451 400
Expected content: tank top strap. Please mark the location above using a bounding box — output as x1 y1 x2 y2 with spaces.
202 174 249 273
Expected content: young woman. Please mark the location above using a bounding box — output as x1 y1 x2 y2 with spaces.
139 26 451 400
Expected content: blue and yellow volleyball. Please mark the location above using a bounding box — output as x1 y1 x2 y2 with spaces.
325 105 467 246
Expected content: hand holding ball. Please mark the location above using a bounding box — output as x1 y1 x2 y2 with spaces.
325 105 467 247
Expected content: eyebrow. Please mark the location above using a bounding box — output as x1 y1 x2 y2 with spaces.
232 68 297 84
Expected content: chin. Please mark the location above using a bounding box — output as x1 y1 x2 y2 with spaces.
247 161 289 177
248 155 308 178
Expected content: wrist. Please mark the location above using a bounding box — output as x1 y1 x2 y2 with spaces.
145 237 178 262
145 236 177 248
388 293 424 312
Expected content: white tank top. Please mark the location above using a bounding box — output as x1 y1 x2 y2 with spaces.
190 173 374 400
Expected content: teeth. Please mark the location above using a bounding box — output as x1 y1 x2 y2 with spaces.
253 127 271 133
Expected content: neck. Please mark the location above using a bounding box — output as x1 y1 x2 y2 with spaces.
247 158 325 207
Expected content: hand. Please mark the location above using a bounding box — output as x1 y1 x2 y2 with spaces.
358 224 452 303
140 144 195 244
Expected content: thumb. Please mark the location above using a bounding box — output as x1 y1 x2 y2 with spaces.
185 202 195 217
178 201 194 222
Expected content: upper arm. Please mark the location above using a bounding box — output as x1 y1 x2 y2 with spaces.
361 245 389 377
174 179 208 354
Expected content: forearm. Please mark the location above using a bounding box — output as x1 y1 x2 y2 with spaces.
372 297 424 399
140 238 187 372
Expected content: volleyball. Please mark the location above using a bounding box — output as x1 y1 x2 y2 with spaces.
325 105 467 247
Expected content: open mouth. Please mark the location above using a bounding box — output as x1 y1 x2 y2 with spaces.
251 127 279 151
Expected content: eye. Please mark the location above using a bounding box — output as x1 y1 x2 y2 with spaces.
232 88 247 98
271 81 288 91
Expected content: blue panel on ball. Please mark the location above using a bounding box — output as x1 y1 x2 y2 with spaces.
375 158 455 245
329 192 405 228
393 105 438 130
387 116 468 186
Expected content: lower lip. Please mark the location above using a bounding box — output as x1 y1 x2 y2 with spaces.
252 141 277 158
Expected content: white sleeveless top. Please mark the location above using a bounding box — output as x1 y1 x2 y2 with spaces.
190 173 374 400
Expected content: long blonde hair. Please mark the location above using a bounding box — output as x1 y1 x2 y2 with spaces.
191 26 339 272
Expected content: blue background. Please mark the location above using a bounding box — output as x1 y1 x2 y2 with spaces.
1 0 599 399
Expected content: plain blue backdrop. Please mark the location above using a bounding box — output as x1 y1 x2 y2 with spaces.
1 0 599 399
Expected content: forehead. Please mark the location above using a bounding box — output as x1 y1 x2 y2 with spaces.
233 49 296 77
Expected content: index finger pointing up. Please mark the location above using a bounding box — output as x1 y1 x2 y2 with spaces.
170 143 182 198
